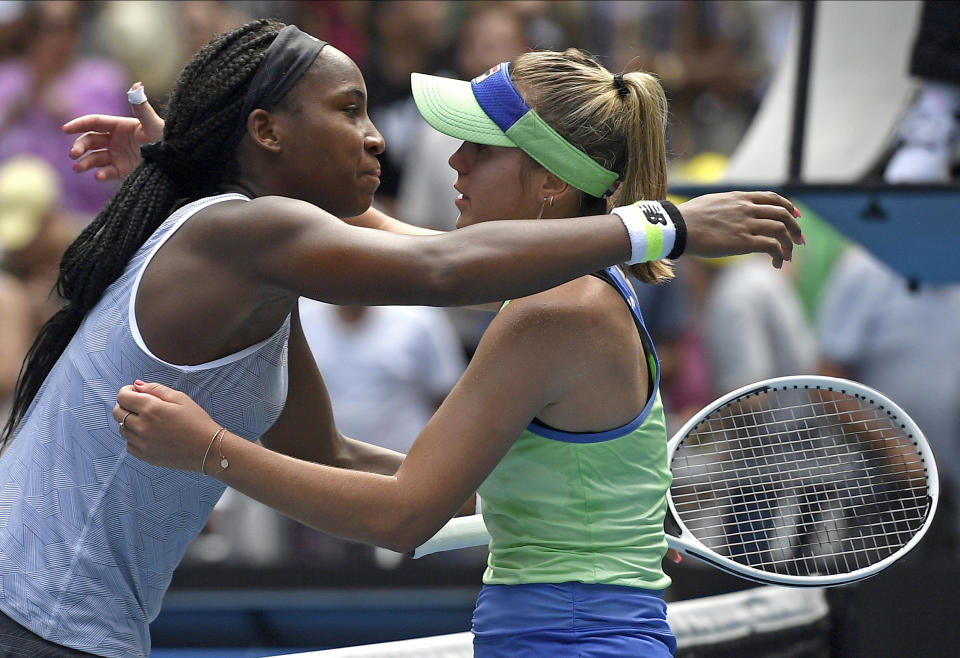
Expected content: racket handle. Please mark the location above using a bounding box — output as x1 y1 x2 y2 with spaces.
411 515 491 558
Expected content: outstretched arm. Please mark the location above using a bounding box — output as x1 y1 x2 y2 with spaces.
63 92 803 265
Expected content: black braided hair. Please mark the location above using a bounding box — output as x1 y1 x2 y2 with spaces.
1 19 287 445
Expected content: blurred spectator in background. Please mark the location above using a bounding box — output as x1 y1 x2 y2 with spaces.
287 0 370 69
363 0 451 216
298 300 466 455
95 1 268 111
0 0 128 216
188 300 468 569
0 156 80 418
293 299 467 569
397 2 531 233
0 272 31 424
628 269 710 435
0 156 80 325
584 0 772 169
884 1 960 183
817 246 960 555
689 253 817 397
672 152 816 399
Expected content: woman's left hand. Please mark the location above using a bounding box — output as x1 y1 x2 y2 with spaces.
114 381 221 473
63 83 165 182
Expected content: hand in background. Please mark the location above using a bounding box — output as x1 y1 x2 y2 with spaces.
62 82 165 182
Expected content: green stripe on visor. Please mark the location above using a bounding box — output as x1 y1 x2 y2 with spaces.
504 111 619 199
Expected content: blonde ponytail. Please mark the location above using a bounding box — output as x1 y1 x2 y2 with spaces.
511 49 673 283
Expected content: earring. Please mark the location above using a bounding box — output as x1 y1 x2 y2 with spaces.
537 196 548 220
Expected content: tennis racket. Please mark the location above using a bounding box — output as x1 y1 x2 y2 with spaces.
412 376 938 587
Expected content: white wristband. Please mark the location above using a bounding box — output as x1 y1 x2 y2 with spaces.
475 493 482 515
610 201 677 264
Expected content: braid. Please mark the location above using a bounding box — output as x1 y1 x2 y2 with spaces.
1 19 286 445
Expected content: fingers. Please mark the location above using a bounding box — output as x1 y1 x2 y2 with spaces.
743 193 804 245
127 82 165 142
68 131 111 160
132 100 164 142
71 149 112 173
132 380 182 403
116 384 151 416
112 400 128 424
62 114 126 136
70 137 123 181
748 215 794 264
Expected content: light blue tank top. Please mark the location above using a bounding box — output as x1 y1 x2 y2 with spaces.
0 193 290 657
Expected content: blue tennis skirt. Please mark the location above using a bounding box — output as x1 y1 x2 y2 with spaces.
472 582 676 657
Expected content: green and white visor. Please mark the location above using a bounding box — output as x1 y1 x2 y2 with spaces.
411 62 621 199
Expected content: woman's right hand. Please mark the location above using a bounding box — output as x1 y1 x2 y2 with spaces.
62 82 165 182
677 191 804 268
115 381 222 473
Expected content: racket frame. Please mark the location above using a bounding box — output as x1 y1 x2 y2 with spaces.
664 375 939 587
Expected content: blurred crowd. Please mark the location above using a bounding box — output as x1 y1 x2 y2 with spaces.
1 0 957 574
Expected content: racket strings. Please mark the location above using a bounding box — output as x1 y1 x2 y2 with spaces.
670 386 932 577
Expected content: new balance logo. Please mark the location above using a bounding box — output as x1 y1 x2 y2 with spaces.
638 202 668 225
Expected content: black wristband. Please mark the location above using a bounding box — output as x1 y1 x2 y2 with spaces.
661 199 686 259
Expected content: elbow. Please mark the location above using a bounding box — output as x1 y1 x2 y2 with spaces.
377 522 432 555
371 506 440 554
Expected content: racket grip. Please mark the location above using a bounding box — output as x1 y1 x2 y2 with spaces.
411 514 491 558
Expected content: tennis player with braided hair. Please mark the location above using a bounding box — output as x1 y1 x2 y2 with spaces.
111 48 794 656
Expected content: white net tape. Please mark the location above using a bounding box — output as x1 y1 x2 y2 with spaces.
267 585 828 657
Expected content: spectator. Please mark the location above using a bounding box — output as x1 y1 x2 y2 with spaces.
817 245 960 554
0 272 31 424
0 1 128 215
397 3 532 233
884 1 960 183
0 155 81 331
585 1 771 166
294 299 468 569
363 0 451 216
689 253 817 398
298 301 466 454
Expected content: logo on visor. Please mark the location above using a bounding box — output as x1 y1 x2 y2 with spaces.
472 63 503 85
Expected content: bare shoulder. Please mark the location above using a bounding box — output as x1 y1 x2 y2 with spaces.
192 195 334 235
496 276 623 340
171 195 344 264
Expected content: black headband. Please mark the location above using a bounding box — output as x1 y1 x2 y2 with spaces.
232 24 327 144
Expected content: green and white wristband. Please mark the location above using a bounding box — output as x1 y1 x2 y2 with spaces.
611 200 687 264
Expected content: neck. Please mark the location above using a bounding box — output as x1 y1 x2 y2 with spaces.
221 178 266 199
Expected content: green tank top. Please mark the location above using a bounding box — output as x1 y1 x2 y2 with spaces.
477 267 673 590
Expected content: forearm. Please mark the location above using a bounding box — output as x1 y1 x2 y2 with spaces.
263 430 403 475
408 214 632 306
336 436 405 475
215 432 450 551
344 207 441 235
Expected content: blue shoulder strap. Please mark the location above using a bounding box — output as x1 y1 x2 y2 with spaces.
527 266 662 443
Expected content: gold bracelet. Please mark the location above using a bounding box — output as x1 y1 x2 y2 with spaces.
209 427 230 476
201 427 226 475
